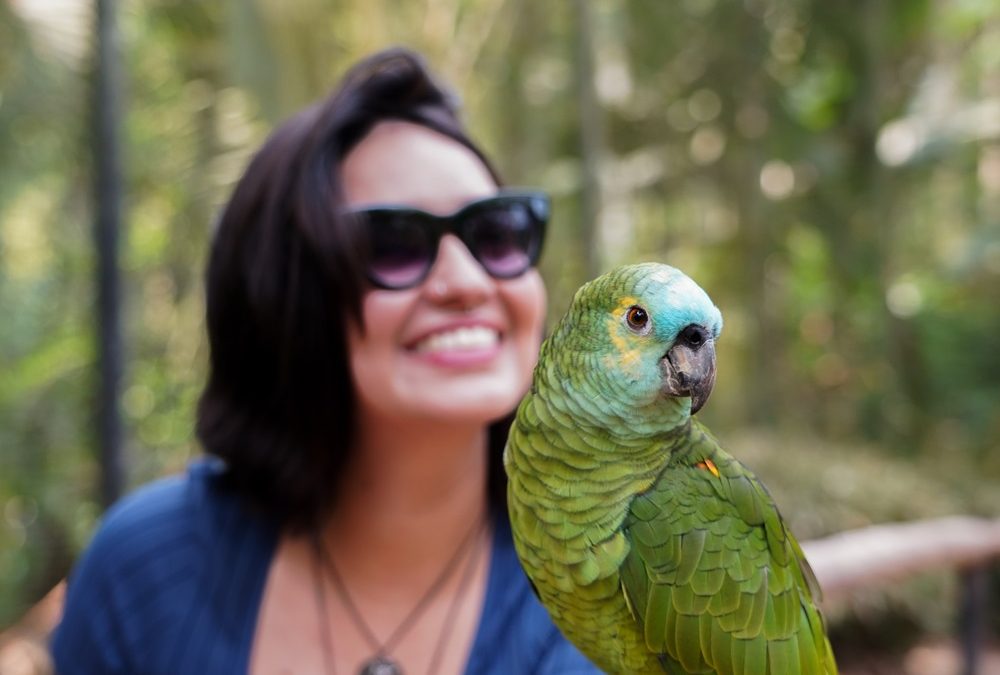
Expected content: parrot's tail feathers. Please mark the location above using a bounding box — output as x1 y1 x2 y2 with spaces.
790 534 824 603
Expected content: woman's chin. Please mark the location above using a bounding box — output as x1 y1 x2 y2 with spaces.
406 384 525 425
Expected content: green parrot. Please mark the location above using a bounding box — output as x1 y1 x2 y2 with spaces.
504 263 836 674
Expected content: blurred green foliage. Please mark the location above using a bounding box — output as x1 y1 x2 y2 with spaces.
1 0 998 652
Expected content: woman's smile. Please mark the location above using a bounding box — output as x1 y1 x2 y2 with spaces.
409 322 502 367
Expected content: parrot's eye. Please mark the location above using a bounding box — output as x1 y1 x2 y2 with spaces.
625 306 650 333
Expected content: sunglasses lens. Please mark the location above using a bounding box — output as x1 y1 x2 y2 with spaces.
364 213 433 288
465 201 540 278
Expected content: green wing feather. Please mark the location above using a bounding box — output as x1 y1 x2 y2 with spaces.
619 423 838 674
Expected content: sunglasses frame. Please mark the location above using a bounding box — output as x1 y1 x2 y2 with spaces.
349 189 550 290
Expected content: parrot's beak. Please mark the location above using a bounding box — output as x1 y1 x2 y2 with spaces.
660 331 717 414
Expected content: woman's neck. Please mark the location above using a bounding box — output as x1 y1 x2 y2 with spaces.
320 418 490 591
253 419 493 675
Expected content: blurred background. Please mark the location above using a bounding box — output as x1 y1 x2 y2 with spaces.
1 0 998 672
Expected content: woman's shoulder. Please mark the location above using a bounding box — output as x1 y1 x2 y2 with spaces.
466 514 600 675
68 456 279 604
73 459 250 572
90 458 252 544
51 458 280 673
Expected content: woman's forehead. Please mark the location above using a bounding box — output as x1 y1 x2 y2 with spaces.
340 121 496 213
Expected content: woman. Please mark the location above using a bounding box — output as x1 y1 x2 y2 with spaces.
52 48 598 674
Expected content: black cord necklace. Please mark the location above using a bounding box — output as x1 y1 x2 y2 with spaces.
312 513 487 675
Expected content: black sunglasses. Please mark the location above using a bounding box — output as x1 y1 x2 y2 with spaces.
348 190 550 290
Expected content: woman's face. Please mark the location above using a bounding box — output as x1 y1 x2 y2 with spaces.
342 121 547 426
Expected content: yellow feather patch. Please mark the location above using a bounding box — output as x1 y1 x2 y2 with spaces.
607 296 642 376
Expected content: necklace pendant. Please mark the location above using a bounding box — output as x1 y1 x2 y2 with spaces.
359 655 404 675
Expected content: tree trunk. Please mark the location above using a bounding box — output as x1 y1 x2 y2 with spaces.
93 0 126 508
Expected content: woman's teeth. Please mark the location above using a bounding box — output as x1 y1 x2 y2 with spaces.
415 326 499 353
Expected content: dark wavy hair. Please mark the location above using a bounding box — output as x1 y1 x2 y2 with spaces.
196 48 512 531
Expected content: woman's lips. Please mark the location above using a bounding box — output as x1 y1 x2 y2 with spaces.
409 324 502 367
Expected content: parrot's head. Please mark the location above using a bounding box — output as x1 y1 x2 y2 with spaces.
550 263 723 422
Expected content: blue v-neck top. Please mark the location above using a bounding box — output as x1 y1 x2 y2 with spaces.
51 460 598 674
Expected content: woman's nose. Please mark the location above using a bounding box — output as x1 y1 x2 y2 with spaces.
422 234 493 307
